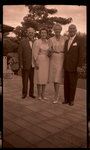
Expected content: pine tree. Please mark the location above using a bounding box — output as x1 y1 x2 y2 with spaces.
14 5 72 39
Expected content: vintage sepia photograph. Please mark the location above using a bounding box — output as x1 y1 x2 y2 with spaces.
0 23 2 149
3 5 87 148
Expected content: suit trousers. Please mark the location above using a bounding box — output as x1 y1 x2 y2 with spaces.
64 70 78 103
22 67 34 96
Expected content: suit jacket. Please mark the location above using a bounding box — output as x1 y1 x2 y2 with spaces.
18 38 33 70
64 35 83 72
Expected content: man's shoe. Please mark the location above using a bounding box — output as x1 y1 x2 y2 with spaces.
69 101 74 106
62 101 68 104
22 95 27 99
29 95 36 98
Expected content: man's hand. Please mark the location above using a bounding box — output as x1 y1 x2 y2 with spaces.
47 48 54 57
77 66 83 73
35 64 39 70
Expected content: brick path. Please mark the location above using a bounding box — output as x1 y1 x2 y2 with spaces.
3 75 87 148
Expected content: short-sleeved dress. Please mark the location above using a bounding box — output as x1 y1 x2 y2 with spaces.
49 36 66 84
32 39 50 84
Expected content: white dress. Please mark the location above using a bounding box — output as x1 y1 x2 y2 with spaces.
32 39 50 84
49 36 66 83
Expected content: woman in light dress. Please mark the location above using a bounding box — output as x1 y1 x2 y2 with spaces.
32 28 50 100
48 23 66 103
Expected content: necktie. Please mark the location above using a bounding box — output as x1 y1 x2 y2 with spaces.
68 38 72 50
29 41 33 49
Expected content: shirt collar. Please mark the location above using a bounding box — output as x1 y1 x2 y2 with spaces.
27 37 34 42
69 34 76 40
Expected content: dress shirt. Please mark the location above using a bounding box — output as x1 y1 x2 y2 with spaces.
29 41 33 49
68 35 76 50
29 40 34 67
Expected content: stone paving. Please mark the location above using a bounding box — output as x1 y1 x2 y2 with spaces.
3 75 87 148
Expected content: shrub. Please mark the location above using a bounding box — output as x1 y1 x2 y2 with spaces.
78 64 86 79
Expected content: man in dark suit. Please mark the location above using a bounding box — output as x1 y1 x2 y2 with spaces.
63 24 83 106
18 27 35 99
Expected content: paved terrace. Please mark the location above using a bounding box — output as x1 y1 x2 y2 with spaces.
3 75 87 148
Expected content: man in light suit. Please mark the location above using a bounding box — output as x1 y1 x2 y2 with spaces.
63 24 83 106
18 27 35 99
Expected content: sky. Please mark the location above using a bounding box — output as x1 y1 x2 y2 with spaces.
3 5 87 36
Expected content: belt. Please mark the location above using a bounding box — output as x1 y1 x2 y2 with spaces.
53 51 64 54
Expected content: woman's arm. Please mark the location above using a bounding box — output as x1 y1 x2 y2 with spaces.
47 38 54 57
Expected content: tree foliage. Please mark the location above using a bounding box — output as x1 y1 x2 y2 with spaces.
3 37 19 55
14 5 72 39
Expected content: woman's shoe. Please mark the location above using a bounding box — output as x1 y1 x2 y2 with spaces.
53 97 59 104
53 100 58 104
42 97 48 100
38 97 42 100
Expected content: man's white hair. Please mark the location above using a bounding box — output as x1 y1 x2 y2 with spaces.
27 27 35 33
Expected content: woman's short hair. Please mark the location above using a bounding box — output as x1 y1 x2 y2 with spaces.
53 23 62 31
39 27 48 35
